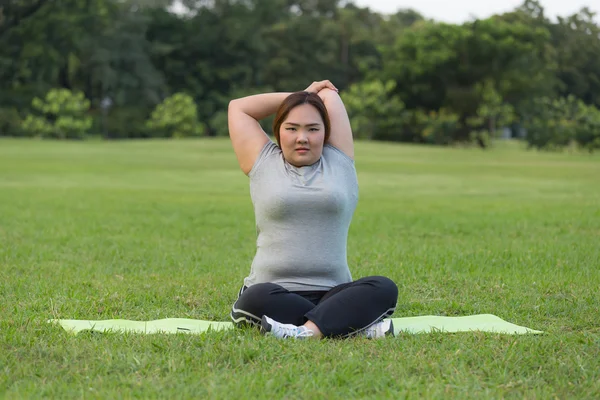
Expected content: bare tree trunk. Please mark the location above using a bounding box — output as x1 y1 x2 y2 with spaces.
489 116 496 137
58 57 71 89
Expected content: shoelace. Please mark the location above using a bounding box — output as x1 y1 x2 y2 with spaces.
279 325 315 338
295 329 315 338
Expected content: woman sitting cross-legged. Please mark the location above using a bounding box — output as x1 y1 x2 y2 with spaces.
227 80 398 339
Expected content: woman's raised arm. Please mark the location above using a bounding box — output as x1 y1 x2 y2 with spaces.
315 86 354 160
228 92 292 175
228 82 342 174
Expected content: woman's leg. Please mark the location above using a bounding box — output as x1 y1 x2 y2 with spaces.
230 283 320 328
304 276 398 338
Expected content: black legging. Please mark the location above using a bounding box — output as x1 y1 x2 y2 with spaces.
230 276 398 338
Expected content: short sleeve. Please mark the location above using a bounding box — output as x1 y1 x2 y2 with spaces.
248 140 281 178
323 144 355 167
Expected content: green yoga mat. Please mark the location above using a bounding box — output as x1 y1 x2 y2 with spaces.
50 314 542 336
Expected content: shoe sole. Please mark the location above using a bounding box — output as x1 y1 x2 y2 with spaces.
260 315 272 335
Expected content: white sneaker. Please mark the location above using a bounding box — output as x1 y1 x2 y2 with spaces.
361 319 394 339
261 315 314 339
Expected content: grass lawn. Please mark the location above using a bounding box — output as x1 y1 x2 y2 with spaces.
1 137 599 398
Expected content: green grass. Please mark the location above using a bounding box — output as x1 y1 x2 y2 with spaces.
1 137 599 398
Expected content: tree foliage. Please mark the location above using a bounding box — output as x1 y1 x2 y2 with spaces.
341 80 408 141
524 96 600 151
1 0 600 151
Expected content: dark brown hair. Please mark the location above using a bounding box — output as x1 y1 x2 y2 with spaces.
272 92 331 147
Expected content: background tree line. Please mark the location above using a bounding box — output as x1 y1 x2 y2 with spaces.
1 0 599 151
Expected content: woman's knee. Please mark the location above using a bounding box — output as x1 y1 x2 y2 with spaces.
235 283 284 310
360 276 398 302
231 283 283 327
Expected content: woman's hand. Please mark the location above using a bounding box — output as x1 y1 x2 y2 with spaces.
304 80 338 94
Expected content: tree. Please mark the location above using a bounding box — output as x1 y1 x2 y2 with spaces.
2 0 599 148
412 108 461 145
259 14 341 91
0 0 167 110
552 8 600 108
523 95 579 150
341 80 409 141
379 14 556 143
466 80 515 147
0 0 49 37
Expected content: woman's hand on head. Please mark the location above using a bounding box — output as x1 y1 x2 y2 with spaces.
304 80 338 94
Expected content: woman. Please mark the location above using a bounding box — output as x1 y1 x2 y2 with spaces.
227 80 398 339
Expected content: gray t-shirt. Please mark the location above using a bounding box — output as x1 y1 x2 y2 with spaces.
243 140 359 291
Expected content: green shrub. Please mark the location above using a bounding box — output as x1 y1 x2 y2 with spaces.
21 115 54 138
21 89 92 139
146 93 205 138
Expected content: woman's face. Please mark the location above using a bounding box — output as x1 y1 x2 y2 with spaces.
279 104 325 167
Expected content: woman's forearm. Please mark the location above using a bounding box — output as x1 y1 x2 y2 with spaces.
229 92 293 121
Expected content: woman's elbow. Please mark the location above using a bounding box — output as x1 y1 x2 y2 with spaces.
228 99 240 111
318 88 341 102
